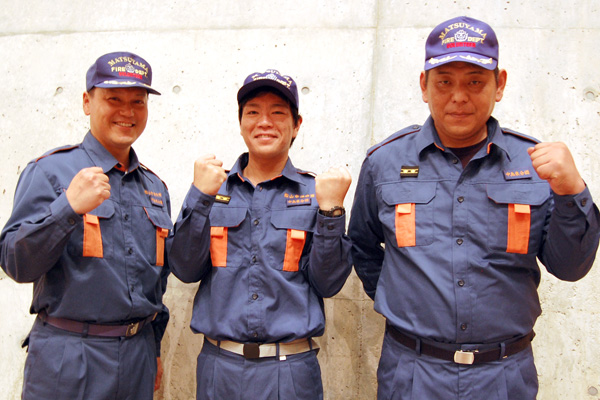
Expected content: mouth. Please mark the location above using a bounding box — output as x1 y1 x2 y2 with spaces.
255 134 277 139
114 122 135 128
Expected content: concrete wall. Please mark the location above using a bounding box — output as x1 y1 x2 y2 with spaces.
0 1 599 399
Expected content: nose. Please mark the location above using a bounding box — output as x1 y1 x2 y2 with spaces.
257 113 273 127
120 103 135 117
451 86 469 103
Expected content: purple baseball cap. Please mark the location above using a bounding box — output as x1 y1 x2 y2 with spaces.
237 69 299 109
86 51 160 95
425 16 498 71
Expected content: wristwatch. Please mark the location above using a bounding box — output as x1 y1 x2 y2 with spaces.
318 206 345 217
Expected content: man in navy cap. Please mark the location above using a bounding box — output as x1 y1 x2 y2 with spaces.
168 69 353 399
349 16 600 399
1 51 171 399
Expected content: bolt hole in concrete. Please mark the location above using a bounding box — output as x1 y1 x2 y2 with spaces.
301 87 310 95
588 386 598 396
584 87 597 101
172 85 181 94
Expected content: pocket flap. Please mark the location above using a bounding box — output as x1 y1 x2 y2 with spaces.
144 207 174 230
270 209 316 232
381 182 437 206
209 206 246 228
486 183 550 206
89 201 115 219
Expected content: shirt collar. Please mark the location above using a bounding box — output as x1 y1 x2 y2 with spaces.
81 131 140 173
227 153 305 186
416 116 510 160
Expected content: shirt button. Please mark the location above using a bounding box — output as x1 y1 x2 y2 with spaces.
124 214 129 221
251 256 257 263
202 200 210 207
252 293 259 300
457 196 464 203
253 219 260 226
128 248 133 254
461 323 468 331
130 285 135 292
252 332 258 338
566 201 575 208
259 186 263 192
452 158 459 164
68 218 76 225
327 225 335 231
456 238 463 245
458 280 465 287
582 198 588 206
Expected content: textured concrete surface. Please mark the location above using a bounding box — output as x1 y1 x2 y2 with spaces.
1 1 599 399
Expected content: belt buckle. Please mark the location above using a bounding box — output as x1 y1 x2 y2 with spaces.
454 350 476 365
243 343 260 359
126 322 140 337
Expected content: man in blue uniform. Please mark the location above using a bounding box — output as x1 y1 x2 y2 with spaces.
0 51 172 399
168 69 353 399
349 16 600 399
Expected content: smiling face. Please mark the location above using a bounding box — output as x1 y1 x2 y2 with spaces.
240 91 302 165
83 87 149 162
420 62 507 148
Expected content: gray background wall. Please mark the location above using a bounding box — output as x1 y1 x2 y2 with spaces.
1 1 599 399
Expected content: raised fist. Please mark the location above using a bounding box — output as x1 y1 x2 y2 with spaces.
315 166 352 210
193 154 227 196
66 167 111 215
528 142 585 195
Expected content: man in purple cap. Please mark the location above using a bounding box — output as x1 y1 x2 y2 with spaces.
168 69 353 399
1 51 171 399
349 16 599 399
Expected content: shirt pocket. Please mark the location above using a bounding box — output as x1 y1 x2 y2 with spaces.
209 206 247 268
68 200 115 259
268 208 316 272
379 182 437 247
486 182 550 254
144 207 174 266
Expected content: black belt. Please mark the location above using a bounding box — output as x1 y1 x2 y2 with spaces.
39 311 156 338
386 323 534 365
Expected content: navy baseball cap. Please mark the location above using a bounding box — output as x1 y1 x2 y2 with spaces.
237 69 299 109
86 51 160 95
425 16 498 71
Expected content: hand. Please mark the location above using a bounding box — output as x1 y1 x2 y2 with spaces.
154 357 163 391
193 154 227 196
315 166 352 210
528 142 586 195
65 167 110 215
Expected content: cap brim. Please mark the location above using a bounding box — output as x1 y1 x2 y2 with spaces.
425 52 498 71
93 80 161 95
237 80 297 108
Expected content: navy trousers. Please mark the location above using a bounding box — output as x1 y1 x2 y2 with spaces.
196 339 323 400
377 330 539 400
22 317 157 400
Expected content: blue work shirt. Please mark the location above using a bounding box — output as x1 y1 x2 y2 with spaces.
349 117 600 344
0 132 172 351
169 153 352 343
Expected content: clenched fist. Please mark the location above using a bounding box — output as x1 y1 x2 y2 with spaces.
193 154 227 196
528 142 585 195
66 167 111 215
315 166 352 210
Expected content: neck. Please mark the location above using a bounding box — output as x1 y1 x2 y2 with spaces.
243 154 288 186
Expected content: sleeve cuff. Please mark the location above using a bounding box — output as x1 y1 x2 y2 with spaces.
553 186 595 216
316 212 346 236
185 184 215 214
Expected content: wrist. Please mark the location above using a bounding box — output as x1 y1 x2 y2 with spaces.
318 206 345 217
